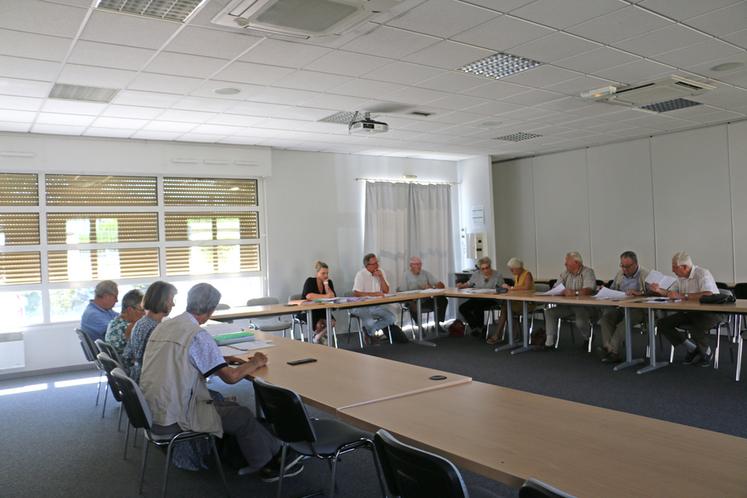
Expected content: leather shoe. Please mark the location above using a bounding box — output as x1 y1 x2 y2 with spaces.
601 352 623 364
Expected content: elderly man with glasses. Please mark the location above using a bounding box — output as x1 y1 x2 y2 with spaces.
597 251 650 363
352 253 397 340
456 257 503 338
398 256 448 334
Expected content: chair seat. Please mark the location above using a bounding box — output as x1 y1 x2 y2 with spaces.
289 419 371 456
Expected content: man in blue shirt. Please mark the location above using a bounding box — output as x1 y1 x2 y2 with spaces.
80 280 119 342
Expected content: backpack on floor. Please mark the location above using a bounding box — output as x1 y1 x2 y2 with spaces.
385 324 410 344
448 320 465 337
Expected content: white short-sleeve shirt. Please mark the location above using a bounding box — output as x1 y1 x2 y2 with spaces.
673 265 719 295
353 268 389 293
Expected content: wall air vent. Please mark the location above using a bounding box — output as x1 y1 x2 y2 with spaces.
494 132 541 142
96 0 206 23
212 0 401 39
640 98 702 113
49 83 119 103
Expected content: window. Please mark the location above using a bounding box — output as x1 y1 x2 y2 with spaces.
0 172 264 330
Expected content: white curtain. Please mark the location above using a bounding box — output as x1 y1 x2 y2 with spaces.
364 182 453 290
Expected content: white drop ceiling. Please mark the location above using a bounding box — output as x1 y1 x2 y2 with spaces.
1 0 747 161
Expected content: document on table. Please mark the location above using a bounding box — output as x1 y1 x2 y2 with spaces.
594 287 627 300
645 270 677 290
538 283 565 296
219 340 274 355
460 288 496 294
421 288 446 294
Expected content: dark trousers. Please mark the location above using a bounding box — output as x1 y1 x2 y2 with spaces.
459 298 497 329
657 311 724 351
406 296 447 325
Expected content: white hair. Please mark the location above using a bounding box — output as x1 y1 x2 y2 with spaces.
506 257 524 269
409 256 422 265
672 251 693 267
565 251 583 264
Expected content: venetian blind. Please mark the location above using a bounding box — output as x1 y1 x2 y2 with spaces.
46 174 157 206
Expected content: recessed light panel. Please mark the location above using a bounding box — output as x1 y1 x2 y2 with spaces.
97 0 206 22
49 83 119 103
460 53 542 80
639 98 702 113
494 132 542 142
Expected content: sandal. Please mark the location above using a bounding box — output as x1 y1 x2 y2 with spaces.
486 335 499 345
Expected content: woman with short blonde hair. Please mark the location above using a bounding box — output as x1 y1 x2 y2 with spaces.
487 257 535 345
300 260 336 344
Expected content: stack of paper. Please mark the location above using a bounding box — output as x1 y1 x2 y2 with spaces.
594 287 627 300
645 271 677 290
538 283 565 296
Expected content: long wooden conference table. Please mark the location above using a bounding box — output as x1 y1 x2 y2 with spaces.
234 333 747 498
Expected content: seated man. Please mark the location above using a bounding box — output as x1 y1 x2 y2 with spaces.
80 280 119 342
139 283 303 481
542 252 597 350
104 288 145 359
353 253 397 341
456 257 503 338
651 251 723 367
597 251 649 363
398 256 447 334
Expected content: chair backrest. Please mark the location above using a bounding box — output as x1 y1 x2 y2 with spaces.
374 429 469 498
94 338 124 366
289 293 303 301
547 279 557 289
715 281 730 290
97 351 123 402
733 282 747 300
215 303 230 310
720 289 734 297
534 283 550 293
518 478 575 498
111 367 153 432
246 297 280 306
252 377 317 445
75 328 96 362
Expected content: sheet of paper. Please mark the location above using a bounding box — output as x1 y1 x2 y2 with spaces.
538 283 565 296
221 340 275 353
203 322 248 335
461 288 496 294
594 286 627 300
421 288 446 294
645 270 677 290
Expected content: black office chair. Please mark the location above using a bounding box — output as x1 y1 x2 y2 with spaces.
518 478 575 498
95 339 127 417
97 352 132 456
110 368 229 498
252 377 385 498
75 328 105 406
374 428 468 498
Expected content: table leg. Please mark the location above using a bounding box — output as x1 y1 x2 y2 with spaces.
305 310 313 343
326 307 335 348
496 300 519 352
412 297 436 347
511 301 532 355
637 308 668 374
614 307 645 371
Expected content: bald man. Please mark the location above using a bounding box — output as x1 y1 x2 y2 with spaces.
398 256 447 333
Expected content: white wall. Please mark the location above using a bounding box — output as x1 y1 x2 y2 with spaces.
456 156 495 271
492 121 747 283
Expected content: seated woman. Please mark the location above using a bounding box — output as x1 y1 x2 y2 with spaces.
300 261 336 344
122 281 177 383
487 257 535 344
104 288 145 359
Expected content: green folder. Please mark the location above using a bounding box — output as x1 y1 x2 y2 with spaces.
212 331 255 346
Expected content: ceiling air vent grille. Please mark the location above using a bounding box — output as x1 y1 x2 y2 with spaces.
494 132 542 142
49 83 119 103
96 0 206 22
639 98 702 113
318 111 357 124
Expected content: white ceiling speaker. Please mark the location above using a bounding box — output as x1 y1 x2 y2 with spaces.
212 0 401 39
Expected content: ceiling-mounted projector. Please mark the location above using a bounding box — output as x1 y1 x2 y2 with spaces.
349 112 388 134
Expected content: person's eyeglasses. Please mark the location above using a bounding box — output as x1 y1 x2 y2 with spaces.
479 266 490 270
366 262 377 266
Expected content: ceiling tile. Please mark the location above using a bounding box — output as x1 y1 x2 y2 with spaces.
501 65 580 88
690 85 747 107
554 47 640 74
191 80 265 100
653 39 743 69
157 109 216 123
724 28 747 49
141 121 197 132
545 75 617 96
68 41 155 71
0 109 37 123
274 70 354 92
101 105 162 120
239 39 331 68
145 52 227 79
36 112 95 126
131 130 182 140
500 88 565 105
214 61 295 85
688 2 747 37
510 0 624 29
594 59 675 84
0 95 42 111
465 80 532 99
416 72 489 92
0 55 60 81
511 32 600 63
342 26 440 59
42 100 107 115
245 87 319 106
0 0 87 38
467 100 525 115
403 41 495 70
361 62 446 85
304 51 391 77
567 6 672 44
165 26 263 59
330 79 405 99
190 124 245 136
58 64 136 88
534 96 592 111
0 29 71 62
300 93 374 111
129 73 204 96
173 96 236 113
112 90 182 107
613 24 710 57
387 0 499 38
31 123 85 135
451 15 554 51
0 121 32 132
84 127 135 138
80 10 180 49
91 117 149 129
429 94 492 110
638 0 743 22
0 77 53 98
206 114 266 127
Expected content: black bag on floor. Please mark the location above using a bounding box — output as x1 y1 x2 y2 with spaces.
384 324 410 343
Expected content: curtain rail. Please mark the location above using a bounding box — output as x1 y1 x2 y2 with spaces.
355 177 458 185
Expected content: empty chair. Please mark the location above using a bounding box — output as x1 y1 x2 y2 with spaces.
519 478 575 498
97 352 130 455
400 301 434 340
245 297 294 339
252 377 385 498
288 293 307 342
110 367 229 498
94 340 125 418
76 328 105 406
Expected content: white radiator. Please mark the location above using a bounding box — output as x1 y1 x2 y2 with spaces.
0 332 25 370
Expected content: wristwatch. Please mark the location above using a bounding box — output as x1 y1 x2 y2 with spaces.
575 290 579 296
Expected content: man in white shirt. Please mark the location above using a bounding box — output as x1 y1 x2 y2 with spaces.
651 251 723 367
352 253 396 340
